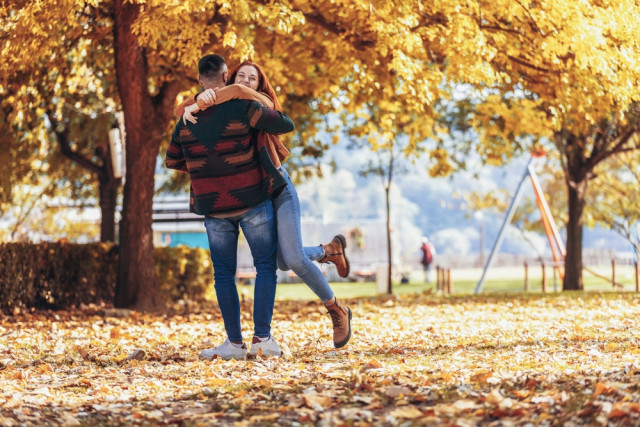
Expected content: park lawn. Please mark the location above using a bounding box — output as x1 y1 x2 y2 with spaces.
2 291 640 425
273 266 639 300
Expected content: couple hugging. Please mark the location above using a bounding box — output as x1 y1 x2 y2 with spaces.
166 54 353 360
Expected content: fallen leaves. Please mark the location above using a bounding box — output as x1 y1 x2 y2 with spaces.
1 293 640 425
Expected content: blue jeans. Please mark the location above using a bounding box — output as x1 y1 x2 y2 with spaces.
273 167 334 302
204 200 278 343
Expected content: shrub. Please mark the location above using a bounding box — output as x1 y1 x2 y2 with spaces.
0 242 214 312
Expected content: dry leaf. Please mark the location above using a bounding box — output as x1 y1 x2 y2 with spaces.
470 370 493 383
303 394 332 410
385 385 412 398
389 405 423 419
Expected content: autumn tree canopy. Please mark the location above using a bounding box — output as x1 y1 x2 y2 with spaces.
2 0 640 305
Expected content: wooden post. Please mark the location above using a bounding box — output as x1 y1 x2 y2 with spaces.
612 259 616 289
635 262 639 292
524 262 529 291
541 263 547 293
448 269 454 294
436 266 441 291
446 269 451 294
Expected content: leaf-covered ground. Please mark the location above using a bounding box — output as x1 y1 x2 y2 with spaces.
1 292 640 426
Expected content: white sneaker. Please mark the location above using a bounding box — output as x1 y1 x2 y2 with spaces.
200 339 247 360
249 335 283 357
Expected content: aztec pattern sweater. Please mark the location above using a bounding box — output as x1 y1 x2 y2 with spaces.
174 84 290 168
166 99 292 216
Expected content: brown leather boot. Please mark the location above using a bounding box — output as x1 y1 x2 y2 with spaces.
325 297 352 348
319 234 350 278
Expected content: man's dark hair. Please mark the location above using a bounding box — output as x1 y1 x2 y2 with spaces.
198 54 226 80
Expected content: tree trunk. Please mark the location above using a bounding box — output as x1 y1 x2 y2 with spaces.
563 175 587 291
98 170 119 243
385 184 392 294
113 0 163 311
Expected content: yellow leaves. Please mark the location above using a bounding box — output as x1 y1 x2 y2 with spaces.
469 370 493 383
361 358 382 371
593 381 614 398
428 148 452 177
389 405 423 419
221 32 237 49
3 294 640 424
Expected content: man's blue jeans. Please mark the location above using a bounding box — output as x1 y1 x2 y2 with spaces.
204 200 278 343
273 167 334 302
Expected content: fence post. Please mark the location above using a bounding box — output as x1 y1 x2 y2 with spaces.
446 269 451 294
541 263 547 293
524 262 529 291
636 262 639 292
436 266 441 291
612 259 616 289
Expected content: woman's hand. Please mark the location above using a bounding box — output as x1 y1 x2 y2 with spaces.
182 103 200 125
198 88 218 106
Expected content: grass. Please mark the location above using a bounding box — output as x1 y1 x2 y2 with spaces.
270 265 639 300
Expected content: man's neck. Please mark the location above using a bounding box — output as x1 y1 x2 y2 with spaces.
203 80 225 90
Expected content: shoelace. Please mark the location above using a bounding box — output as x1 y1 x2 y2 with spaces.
328 308 343 327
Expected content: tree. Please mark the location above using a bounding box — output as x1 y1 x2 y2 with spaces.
444 1 640 290
589 148 640 255
2 0 443 309
0 1 122 243
5 0 639 305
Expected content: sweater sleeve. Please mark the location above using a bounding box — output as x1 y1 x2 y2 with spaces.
165 123 188 172
173 85 275 117
248 101 294 135
174 96 196 117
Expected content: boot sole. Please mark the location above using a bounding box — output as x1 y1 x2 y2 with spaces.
334 307 352 348
335 234 351 278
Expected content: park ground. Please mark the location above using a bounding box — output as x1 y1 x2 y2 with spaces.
1 268 640 426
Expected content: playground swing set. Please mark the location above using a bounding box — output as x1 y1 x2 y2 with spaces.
474 150 635 294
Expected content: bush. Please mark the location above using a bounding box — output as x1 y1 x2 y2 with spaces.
154 246 214 302
0 242 214 312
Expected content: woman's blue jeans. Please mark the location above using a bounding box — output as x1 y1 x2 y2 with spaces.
273 167 334 302
204 200 277 343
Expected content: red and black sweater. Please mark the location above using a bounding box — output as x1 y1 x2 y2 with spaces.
166 99 292 216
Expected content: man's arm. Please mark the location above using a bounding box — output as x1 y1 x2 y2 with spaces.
248 101 294 135
165 123 188 172
174 84 274 117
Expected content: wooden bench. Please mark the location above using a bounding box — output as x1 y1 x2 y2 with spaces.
353 269 376 281
236 271 256 285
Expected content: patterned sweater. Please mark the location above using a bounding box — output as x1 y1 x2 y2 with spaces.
174 84 289 168
166 99 292 216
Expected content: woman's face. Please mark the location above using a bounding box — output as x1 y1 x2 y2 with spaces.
234 65 259 90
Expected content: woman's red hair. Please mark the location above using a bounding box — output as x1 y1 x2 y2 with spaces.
228 60 281 111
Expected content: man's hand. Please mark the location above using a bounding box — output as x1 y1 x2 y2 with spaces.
183 103 200 125
198 88 218 106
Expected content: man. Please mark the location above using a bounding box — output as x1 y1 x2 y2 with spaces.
166 54 293 360
420 237 436 283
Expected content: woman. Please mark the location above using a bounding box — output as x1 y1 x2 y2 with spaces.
175 61 352 349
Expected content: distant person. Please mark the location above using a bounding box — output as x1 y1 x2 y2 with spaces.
175 60 352 349
166 54 292 360
420 237 436 283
